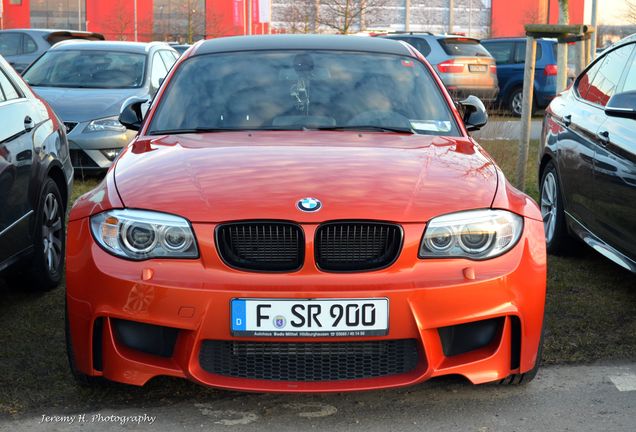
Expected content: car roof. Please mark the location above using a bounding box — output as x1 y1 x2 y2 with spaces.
48 40 171 53
193 35 412 57
481 37 555 43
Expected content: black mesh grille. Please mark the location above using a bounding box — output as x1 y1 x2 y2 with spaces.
315 222 403 271
70 149 99 168
199 339 419 382
216 222 304 272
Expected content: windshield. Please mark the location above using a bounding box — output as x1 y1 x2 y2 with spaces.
439 38 491 57
148 50 460 136
23 50 146 88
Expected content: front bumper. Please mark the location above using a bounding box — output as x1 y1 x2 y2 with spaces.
67 125 137 172
66 218 546 392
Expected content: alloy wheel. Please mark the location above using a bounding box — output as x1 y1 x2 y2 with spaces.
540 172 558 243
42 192 63 274
511 91 523 116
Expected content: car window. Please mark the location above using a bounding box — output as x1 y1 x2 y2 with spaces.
438 38 491 57
23 50 146 88
403 38 432 57
149 50 460 136
619 45 636 93
23 34 38 54
159 50 177 71
0 33 22 56
514 42 542 63
583 44 633 106
577 58 602 101
150 51 168 88
0 69 21 102
483 42 514 64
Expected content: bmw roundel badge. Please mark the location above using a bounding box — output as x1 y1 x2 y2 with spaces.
297 197 322 212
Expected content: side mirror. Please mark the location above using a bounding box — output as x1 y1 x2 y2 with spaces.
605 91 636 119
459 95 488 131
119 96 149 131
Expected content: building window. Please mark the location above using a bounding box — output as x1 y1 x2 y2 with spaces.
30 0 86 31
154 0 206 43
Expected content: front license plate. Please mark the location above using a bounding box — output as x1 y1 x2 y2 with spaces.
231 298 389 337
469 64 487 72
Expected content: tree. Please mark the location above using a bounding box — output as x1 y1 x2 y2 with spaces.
558 0 569 24
279 0 315 33
318 0 385 34
627 0 636 23
106 0 134 40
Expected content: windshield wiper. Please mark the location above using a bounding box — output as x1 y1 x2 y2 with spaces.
309 125 416 134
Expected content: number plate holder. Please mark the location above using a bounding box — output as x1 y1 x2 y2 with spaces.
230 298 389 337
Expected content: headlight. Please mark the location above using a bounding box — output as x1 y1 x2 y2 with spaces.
90 209 198 260
419 210 523 259
84 116 127 133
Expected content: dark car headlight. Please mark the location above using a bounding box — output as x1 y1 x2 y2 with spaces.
420 210 523 259
90 209 198 260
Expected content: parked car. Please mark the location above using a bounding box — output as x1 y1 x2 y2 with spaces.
22 41 179 174
0 29 104 74
66 35 546 390
168 42 191 55
482 37 560 116
0 54 73 291
540 34 636 272
380 32 499 102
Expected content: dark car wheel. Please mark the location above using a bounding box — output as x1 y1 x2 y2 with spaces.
540 161 575 255
508 87 536 117
8 179 66 291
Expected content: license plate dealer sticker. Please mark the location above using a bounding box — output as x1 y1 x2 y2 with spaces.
231 298 389 337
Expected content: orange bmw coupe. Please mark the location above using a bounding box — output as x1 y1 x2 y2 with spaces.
65 35 547 392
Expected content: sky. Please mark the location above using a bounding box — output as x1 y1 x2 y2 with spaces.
588 0 631 25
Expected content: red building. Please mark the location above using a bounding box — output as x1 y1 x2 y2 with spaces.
1 0 585 41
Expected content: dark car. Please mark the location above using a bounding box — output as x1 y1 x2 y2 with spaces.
22 41 179 173
539 34 636 272
380 33 498 103
0 29 105 74
0 54 73 290
482 38 560 116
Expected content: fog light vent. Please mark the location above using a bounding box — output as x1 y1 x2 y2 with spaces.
438 317 503 357
112 318 179 358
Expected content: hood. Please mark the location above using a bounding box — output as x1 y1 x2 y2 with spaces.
113 131 498 223
31 87 145 123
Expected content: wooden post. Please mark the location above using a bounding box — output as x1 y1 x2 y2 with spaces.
405 0 410 32
584 36 591 66
590 0 598 58
515 36 537 190
556 42 568 92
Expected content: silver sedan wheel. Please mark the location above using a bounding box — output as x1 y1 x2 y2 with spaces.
541 172 558 243
42 192 63 274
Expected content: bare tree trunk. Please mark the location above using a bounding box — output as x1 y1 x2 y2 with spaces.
556 0 569 92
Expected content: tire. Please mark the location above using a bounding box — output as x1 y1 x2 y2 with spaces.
507 87 536 117
539 161 576 255
498 326 544 386
7 178 66 291
65 302 104 386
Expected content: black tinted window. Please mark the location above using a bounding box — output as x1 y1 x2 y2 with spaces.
483 42 514 64
401 38 432 57
0 33 22 56
585 45 633 106
439 38 490 57
23 34 37 54
149 51 459 136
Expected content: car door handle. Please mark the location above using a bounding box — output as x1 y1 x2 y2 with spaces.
563 114 572 127
24 116 34 131
597 130 610 146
